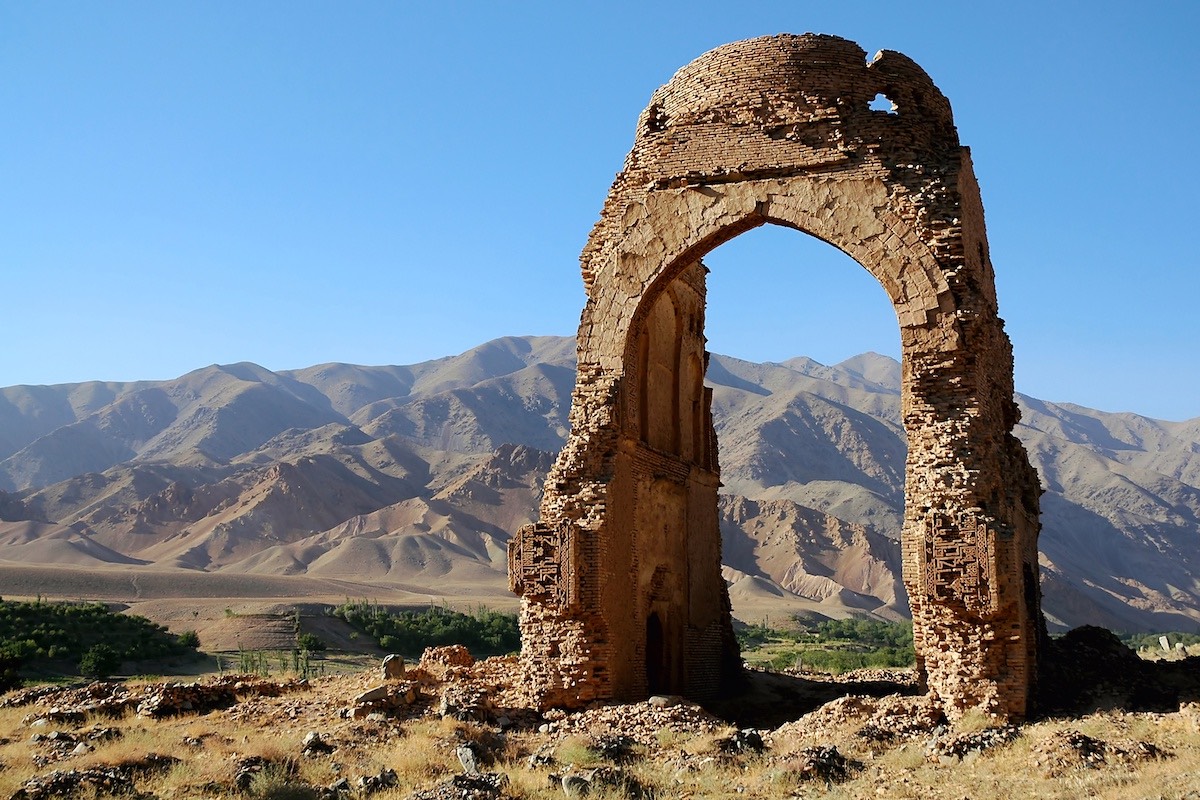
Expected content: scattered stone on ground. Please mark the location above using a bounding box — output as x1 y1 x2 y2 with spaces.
28 725 122 766
408 771 510 800
1033 728 1172 776
924 724 1019 763
717 728 765 755
787 745 861 784
302 730 335 755
10 753 179 800
356 766 398 794
0 648 1192 799
555 766 642 799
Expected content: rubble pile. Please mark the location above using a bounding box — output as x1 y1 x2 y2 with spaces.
774 693 944 746
417 645 475 679
9 753 178 800
19 682 134 724
1032 728 1172 776
15 675 311 727
28 725 122 766
409 771 510 800
437 684 492 723
923 724 1019 763
787 745 861 784
546 697 724 750
346 681 423 720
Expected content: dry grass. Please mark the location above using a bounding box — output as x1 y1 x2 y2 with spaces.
2 675 1200 800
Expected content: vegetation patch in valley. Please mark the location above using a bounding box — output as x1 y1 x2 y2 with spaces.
737 617 915 673
332 601 520 658
0 598 199 686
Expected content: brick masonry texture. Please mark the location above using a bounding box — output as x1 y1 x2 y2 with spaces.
508 33 1044 720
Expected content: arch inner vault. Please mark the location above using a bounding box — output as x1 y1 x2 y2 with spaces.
509 33 1044 719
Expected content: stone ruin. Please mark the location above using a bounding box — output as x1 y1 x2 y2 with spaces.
509 33 1044 720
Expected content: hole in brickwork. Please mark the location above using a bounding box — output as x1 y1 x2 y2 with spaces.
646 103 668 133
869 93 898 114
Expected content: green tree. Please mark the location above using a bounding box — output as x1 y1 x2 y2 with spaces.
296 633 326 652
79 643 120 679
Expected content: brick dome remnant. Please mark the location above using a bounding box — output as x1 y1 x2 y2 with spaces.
509 34 1044 719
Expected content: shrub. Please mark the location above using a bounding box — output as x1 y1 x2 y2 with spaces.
296 633 326 652
0 653 21 693
79 643 121 679
177 630 201 649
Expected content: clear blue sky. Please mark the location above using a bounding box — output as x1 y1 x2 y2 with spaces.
2 2 1197 420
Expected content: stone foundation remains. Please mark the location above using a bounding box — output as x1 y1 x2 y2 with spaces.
510 33 1044 719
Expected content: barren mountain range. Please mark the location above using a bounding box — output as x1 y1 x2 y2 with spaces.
1 335 1198 633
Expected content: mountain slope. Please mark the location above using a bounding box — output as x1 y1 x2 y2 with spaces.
0 336 1197 632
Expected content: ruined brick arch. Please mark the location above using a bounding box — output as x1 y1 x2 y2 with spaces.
509 33 1044 720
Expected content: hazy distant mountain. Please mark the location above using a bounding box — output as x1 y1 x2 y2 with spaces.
0 335 1197 632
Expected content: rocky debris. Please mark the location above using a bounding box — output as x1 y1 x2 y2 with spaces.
323 777 352 798
135 680 238 718
589 733 638 762
1032 728 1171 776
20 682 134 725
525 746 555 770
787 745 860 784
28 725 122 766
822 668 921 687
10 753 178 800
438 684 492 722
382 654 406 680
137 675 307 718
1 684 73 709
347 681 421 719
15 676 310 727
302 730 335 755
356 767 398 795
716 728 764 755
924 725 1019 763
775 693 943 746
419 645 475 674
409 771 510 800
547 699 723 750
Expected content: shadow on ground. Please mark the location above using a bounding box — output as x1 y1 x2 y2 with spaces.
1038 625 1200 716
708 668 918 729
709 626 1200 729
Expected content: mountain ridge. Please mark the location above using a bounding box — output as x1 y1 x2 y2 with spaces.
1 335 1197 633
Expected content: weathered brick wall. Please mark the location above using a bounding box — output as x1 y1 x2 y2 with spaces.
510 33 1043 720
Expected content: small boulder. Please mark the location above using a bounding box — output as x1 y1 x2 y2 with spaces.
353 685 391 705
302 731 335 755
456 742 480 775
381 654 405 680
